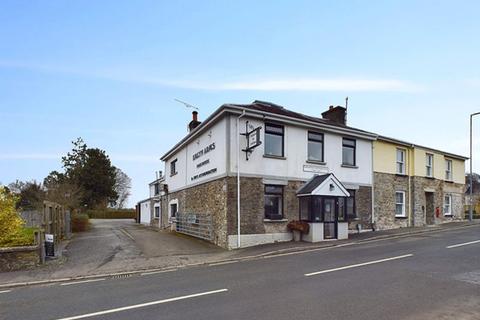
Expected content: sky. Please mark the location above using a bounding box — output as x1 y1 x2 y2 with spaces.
1 1 480 207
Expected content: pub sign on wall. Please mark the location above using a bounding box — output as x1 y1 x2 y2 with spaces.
241 121 262 160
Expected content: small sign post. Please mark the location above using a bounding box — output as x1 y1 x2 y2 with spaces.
45 234 54 257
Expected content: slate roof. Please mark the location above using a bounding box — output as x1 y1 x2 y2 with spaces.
296 174 331 195
226 100 376 136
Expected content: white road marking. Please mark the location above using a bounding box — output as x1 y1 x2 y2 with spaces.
0 290 11 294
305 254 414 277
55 288 228 320
141 269 177 276
257 242 356 260
209 260 239 266
120 228 135 240
60 279 106 286
446 239 480 249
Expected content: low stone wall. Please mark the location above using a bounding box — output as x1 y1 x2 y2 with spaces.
0 245 42 272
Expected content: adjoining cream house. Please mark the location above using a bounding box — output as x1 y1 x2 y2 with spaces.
373 136 467 230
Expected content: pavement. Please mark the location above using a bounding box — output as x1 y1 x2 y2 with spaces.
0 219 479 288
2 222 480 319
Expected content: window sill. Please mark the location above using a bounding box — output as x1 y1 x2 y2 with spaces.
395 173 408 177
263 155 286 160
263 218 288 223
306 160 326 165
395 215 407 219
444 214 453 217
445 180 454 184
170 173 178 177
425 176 434 179
341 164 358 169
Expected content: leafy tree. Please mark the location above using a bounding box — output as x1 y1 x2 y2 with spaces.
62 137 88 182
78 148 117 208
112 168 132 209
43 171 67 188
0 186 24 244
44 138 121 210
8 180 45 210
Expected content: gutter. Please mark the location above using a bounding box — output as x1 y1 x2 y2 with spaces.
161 104 379 161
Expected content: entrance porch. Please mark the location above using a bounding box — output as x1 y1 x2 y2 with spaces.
297 174 350 242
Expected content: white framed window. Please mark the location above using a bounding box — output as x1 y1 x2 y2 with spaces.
444 194 452 216
396 149 406 174
307 131 324 162
265 123 284 157
445 159 453 181
170 159 178 176
168 199 178 221
426 153 434 177
395 191 406 217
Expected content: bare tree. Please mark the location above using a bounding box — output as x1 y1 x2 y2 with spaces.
112 168 132 209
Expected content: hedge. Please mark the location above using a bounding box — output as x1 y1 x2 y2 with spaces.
0 227 37 247
72 213 90 232
86 209 136 219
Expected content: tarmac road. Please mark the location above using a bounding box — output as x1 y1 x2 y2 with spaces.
2 223 480 320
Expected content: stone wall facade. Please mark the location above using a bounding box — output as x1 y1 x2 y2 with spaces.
374 172 410 230
411 176 465 226
374 172 465 229
350 186 373 230
165 178 229 248
165 176 374 249
225 177 304 237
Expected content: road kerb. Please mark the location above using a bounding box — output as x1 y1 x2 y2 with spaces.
0 222 478 289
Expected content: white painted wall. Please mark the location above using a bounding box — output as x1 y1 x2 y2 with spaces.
229 116 373 186
139 200 151 225
164 118 228 192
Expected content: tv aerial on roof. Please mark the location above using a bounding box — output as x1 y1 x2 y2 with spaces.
174 98 199 111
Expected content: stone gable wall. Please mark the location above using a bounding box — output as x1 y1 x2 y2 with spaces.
166 178 229 247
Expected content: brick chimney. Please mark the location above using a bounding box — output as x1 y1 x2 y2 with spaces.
321 106 347 125
188 111 201 131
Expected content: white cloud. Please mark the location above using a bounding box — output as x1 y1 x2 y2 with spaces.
0 59 421 92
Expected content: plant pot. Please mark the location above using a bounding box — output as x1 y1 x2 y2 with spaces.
293 230 302 242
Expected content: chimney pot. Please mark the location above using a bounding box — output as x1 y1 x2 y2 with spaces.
192 111 198 121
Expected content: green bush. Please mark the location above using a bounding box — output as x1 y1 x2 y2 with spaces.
0 227 37 247
86 209 136 219
72 213 90 232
